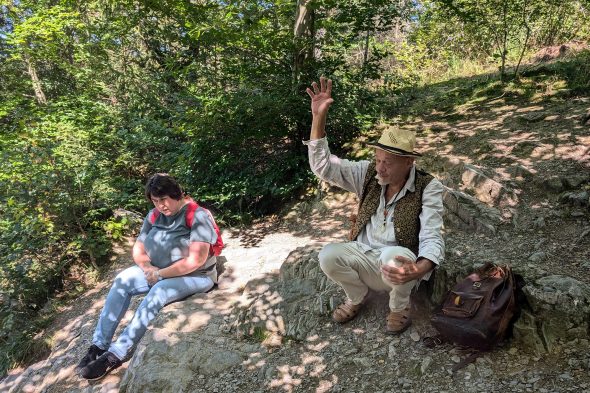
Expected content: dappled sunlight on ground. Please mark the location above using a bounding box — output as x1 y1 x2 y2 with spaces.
0 253 136 392
225 190 353 250
161 309 211 334
415 92 589 179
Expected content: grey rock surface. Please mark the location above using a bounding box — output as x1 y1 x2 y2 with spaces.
442 188 503 235
232 247 590 355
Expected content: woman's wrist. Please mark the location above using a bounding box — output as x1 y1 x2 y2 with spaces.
138 260 155 271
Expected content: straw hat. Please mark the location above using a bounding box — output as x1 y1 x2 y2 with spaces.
367 126 422 157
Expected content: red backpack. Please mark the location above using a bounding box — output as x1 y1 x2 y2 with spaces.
149 198 224 256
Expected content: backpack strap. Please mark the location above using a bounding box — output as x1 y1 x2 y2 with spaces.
149 208 160 224
184 197 224 256
185 199 198 227
451 351 482 373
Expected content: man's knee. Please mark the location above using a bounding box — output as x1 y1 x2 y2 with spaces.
379 246 416 267
318 243 345 275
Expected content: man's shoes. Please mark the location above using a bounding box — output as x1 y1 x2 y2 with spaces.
385 305 412 334
332 298 364 323
79 351 122 380
75 344 106 371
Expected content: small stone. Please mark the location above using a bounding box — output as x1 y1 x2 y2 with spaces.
451 355 461 363
532 217 546 229
410 331 420 342
317 295 327 314
565 175 590 188
420 356 432 374
544 177 564 192
329 296 338 310
388 342 397 360
534 238 546 249
558 372 573 380
563 191 590 207
353 357 372 368
520 112 547 122
528 251 546 262
342 347 359 356
568 358 580 367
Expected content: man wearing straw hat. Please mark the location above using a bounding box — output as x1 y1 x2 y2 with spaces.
304 77 445 334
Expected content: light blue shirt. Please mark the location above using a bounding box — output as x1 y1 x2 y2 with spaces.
136 203 218 281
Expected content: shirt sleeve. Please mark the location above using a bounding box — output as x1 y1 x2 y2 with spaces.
135 214 153 244
418 178 445 266
190 208 218 245
303 137 369 198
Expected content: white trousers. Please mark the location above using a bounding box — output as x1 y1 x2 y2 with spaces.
318 242 417 312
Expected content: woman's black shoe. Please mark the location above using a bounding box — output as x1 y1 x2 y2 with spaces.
79 351 122 380
75 345 106 371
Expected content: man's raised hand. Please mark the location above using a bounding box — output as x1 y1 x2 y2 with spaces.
306 76 333 118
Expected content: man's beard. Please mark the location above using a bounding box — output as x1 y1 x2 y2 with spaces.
375 174 390 185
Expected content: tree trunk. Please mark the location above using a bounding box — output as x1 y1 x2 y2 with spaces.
363 29 371 68
23 51 47 105
500 0 509 82
514 0 531 79
292 0 314 89
292 0 315 150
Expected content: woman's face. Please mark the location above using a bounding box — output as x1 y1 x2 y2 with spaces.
150 195 185 216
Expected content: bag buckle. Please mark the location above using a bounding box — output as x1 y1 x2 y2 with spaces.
472 281 481 289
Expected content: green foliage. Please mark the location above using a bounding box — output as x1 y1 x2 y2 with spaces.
409 0 590 80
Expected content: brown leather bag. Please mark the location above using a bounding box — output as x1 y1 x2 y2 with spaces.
430 262 517 351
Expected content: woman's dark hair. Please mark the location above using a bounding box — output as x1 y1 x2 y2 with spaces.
144 173 184 201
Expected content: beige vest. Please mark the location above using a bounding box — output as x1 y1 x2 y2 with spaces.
349 162 434 255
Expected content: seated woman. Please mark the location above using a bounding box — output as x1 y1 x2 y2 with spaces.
77 173 221 380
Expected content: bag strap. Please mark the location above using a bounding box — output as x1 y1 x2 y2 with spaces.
422 334 445 349
451 351 482 373
149 208 160 224
184 198 198 227
422 335 483 373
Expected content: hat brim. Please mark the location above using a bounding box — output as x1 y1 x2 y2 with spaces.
367 142 422 157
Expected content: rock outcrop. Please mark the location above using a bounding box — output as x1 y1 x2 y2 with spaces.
231 247 590 355
119 291 246 392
